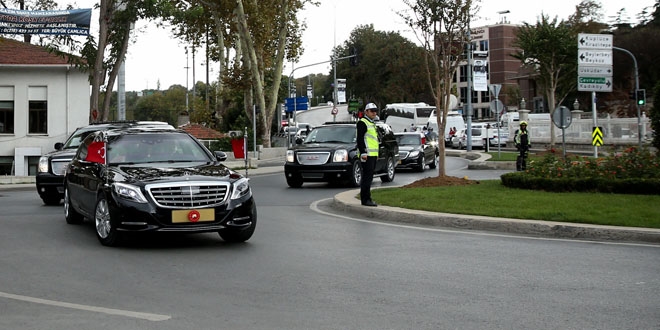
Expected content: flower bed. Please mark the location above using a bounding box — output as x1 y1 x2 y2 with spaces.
501 147 660 195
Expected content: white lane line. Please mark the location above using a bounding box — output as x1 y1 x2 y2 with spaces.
311 198 660 248
0 291 171 321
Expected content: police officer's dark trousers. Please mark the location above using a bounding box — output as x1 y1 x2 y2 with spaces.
360 156 376 203
516 146 528 171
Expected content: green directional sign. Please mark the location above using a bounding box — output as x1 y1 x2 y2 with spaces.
579 77 607 84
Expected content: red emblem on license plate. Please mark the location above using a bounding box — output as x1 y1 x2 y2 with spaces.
188 210 200 222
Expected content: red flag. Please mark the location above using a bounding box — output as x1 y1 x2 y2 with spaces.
86 141 106 164
231 139 245 159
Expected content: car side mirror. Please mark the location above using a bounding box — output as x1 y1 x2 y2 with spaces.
295 137 303 144
214 151 227 161
54 142 64 150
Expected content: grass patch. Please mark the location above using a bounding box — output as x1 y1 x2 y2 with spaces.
372 180 660 228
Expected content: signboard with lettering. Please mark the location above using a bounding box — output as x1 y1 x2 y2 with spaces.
577 33 613 93
0 8 91 36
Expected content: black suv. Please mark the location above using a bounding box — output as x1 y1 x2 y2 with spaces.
284 121 399 187
36 121 172 205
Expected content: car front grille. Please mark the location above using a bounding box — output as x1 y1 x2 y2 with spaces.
146 182 229 208
51 160 71 176
398 151 410 159
296 152 330 165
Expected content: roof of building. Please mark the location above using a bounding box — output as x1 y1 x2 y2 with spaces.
0 37 74 65
179 123 225 140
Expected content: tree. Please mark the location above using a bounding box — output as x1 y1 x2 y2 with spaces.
400 0 477 177
333 25 431 108
512 15 577 146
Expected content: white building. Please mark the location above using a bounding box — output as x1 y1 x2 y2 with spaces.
0 37 89 176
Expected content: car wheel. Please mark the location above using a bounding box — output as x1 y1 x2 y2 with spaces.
94 195 122 247
219 203 257 243
429 153 438 169
416 155 425 172
42 194 61 206
380 157 396 182
286 175 303 188
349 160 362 187
64 187 83 225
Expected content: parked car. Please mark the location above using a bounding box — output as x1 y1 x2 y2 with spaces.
394 132 438 172
284 121 399 187
451 128 485 149
36 121 173 205
63 127 256 246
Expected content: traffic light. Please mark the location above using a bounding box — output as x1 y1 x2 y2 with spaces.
636 89 646 106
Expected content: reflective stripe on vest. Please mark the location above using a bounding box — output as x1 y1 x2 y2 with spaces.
360 117 379 156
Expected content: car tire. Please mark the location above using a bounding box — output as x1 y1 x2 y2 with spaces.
94 195 122 247
286 175 303 188
416 155 425 172
380 156 396 183
429 153 438 169
219 203 257 243
42 194 62 206
64 187 83 225
349 160 362 187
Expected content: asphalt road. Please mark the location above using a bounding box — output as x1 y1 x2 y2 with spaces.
1 161 659 329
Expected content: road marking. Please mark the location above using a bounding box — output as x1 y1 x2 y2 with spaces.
0 291 171 321
311 199 660 249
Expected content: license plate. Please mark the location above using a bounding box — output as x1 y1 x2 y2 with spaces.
171 209 215 223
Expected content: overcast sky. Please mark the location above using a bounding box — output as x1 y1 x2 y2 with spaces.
56 0 656 91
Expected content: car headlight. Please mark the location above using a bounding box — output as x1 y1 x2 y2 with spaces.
38 156 49 173
286 150 295 163
409 150 420 158
230 177 251 200
113 182 148 203
333 149 348 162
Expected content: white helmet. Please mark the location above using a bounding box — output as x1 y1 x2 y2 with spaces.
365 103 378 111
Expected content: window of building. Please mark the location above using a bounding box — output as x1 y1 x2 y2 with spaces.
28 86 48 134
29 100 47 134
459 65 467 82
0 86 14 134
0 100 14 134
459 87 467 104
481 91 490 103
0 156 13 175
472 91 478 104
479 40 489 52
27 156 40 175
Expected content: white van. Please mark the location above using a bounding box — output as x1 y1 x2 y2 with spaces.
426 110 466 147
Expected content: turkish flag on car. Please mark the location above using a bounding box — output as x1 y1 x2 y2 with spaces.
86 141 106 164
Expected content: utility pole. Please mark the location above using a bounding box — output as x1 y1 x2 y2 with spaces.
466 27 473 151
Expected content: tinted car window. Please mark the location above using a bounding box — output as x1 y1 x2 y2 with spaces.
396 135 421 145
107 133 212 164
304 126 356 144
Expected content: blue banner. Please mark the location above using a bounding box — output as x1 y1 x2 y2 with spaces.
285 97 309 112
0 8 92 36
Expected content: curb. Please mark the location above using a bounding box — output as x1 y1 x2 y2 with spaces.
332 189 660 244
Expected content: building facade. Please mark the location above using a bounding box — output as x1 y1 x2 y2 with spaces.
0 37 89 176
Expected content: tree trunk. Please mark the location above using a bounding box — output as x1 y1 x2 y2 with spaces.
90 0 110 123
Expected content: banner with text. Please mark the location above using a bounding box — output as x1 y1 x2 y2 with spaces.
0 8 91 36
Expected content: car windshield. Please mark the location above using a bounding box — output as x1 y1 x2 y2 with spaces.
63 127 104 149
303 126 356 144
396 135 420 146
107 133 212 164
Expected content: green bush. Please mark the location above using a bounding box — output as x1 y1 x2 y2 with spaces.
501 147 660 195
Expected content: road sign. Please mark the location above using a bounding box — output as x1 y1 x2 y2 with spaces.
578 50 613 65
578 76 613 92
489 84 502 98
284 96 309 112
592 126 604 146
331 107 338 115
552 106 572 129
578 65 612 76
489 99 504 115
578 33 613 49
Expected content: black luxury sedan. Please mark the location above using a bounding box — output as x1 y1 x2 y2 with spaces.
64 127 256 246
284 121 399 188
37 121 172 205
394 132 439 172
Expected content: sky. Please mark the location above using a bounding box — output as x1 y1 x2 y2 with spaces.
52 0 656 91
